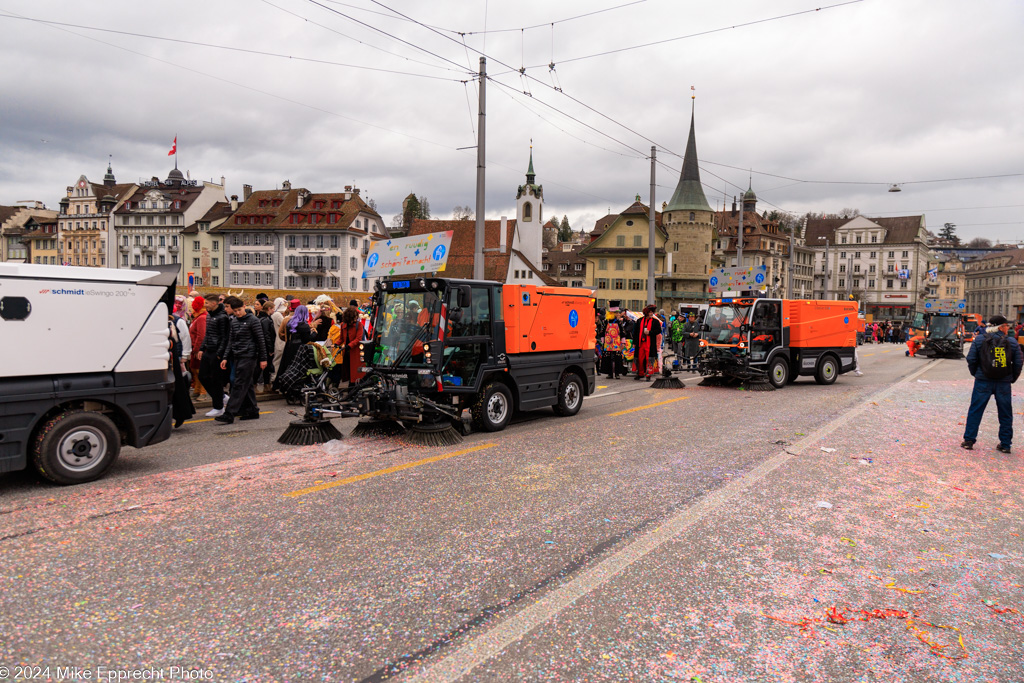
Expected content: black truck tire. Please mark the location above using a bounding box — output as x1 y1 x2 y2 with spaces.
471 382 513 432
553 371 584 417
814 355 839 385
768 357 789 389
31 410 121 485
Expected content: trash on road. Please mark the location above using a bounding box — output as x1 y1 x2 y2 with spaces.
820 447 837 453
817 501 833 509
988 553 1007 560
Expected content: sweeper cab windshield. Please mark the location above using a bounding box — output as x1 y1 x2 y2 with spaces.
703 303 751 347
369 281 446 369
926 314 959 340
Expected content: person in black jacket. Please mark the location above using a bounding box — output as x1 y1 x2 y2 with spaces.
216 296 268 424
256 301 277 391
196 296 231 416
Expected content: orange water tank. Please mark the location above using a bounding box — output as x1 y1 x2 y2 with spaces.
503 284 596 354
783 300 859 348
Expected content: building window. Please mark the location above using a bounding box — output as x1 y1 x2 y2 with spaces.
254 253 262 265
212 258 219 268
887 280 894 289
839 279 845 288
193 258 200 268
902 251 909 258
265 273 273 286
613 278 624 290
350 277 357 289
330 256 339 269
287 236 296 248
616 235 625 247
523 202 532 221
868 279 875 288
303 235 310 248
632 259 641 270
316 235 324 248
841 237 847 244
231 253 239 265
329 276 339 288
193 240 200 250
689 212 695 221
243 253 251 265
598 258 607 270
900 280 908 289
243 272 251 285
597 278 608 289
331 236 339 248
350 237 358 249
286 276 296 288
615 259 624 270
633 235 642 247
212 241 219 251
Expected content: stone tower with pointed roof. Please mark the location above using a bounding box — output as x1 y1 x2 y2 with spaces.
516 147 544 269
661 104 715 306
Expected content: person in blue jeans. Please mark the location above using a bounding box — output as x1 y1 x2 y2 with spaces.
962 315 1023 453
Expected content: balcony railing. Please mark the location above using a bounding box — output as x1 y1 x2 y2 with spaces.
292 264 327 273
119 245 130 253
168 245 179 253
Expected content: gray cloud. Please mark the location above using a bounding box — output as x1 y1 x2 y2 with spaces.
1 0 1021 242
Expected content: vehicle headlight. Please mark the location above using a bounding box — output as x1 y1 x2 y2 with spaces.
423 343 430 352
738 342 746 349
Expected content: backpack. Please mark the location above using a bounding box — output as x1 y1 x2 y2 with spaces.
978 334 1012 380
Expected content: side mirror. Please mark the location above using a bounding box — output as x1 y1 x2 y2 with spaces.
449 309 464 323
457 285 472 308
700 324 710 332
741 324 750 334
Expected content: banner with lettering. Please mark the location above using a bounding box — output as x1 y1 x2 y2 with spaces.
708 265 768 293
362 231 454 279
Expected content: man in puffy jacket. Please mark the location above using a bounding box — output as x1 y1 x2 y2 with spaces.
196 295 230 417
962 314 1023 453
216 296 268 424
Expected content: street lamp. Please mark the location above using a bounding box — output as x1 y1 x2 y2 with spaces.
818 236 830 300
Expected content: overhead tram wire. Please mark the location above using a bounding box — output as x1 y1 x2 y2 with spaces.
367 0 865 162
2 8 466 153
256 0 471 74
303 0 477 74
489 81 646 160
0 12 467 82
317 0 647 37
513 0 864 70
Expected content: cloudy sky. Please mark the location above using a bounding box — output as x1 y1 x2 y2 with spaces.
2 0 1022 243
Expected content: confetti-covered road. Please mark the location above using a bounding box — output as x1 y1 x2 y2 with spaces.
1 350 1021 682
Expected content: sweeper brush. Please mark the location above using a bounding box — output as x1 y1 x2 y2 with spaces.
278 418 343 445
651 351 686 389
404 421 464 447
350 419 406 438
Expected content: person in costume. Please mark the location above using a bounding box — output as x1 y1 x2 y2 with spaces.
631 305 663 381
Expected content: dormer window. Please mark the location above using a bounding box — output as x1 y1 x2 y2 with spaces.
689 212 695 221
259 200 267 208
273 199 282 207
328 213 339 224
310 214 320 224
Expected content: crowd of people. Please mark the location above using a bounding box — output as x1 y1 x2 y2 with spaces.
596 306 702 381
167 292 371 427
862 320 910 344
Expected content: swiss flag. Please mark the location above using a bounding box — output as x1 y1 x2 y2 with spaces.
167 136 176 156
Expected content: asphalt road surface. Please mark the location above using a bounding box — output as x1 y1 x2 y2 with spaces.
2 346 1021 682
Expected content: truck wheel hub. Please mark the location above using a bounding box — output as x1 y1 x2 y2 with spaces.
564 383 580 409
58 429 106 471
487 394 508 423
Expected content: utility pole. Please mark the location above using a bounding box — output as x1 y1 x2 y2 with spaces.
473 57 486 281
648 146 656 307
847 255 854 298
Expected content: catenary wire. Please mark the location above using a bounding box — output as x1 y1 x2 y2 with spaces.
256 0 470 73
0 8 466 152
0 12 467 81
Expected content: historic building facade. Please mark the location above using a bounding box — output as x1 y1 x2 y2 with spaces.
113 168 224 269
804 215 932 319
215 183 387 292
965 247 1024 322
57 164 136 267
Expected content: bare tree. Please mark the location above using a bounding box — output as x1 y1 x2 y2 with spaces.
967 237 992 248
452 205 473 220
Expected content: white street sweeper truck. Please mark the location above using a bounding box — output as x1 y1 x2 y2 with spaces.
0 263 176 484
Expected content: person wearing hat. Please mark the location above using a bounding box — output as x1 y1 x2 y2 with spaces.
962 314 1022 453
188 296 208 398
682 312 702 372
631 304 663 381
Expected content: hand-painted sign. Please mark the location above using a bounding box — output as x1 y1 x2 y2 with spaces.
362 231 454 279
923 298 967 314
708 265 768 293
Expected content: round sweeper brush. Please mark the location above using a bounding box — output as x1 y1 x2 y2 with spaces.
350 419 407 438
278 419 343 446
404 421 464 448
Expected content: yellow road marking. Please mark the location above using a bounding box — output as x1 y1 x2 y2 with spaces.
186 410 273 425
863 353 875 357
284 443 497 498
880 349 895 354
610 396 689 417
597 385 608 389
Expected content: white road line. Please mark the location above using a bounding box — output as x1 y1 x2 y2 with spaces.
405 359 942 683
